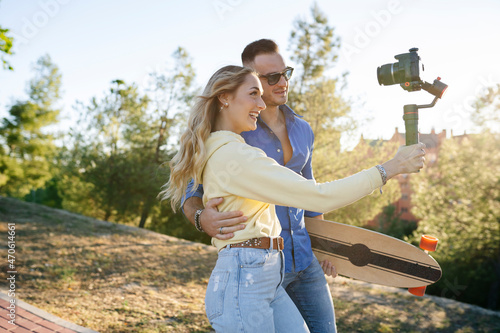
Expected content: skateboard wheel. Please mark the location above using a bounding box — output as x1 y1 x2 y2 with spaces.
408 286 426 296
419 235 438 252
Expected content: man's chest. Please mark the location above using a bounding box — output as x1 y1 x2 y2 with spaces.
242 125 311 172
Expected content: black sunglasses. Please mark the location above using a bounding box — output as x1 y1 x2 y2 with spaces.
259 67 294 85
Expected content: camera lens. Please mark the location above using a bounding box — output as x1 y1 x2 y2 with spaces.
377 63 396 86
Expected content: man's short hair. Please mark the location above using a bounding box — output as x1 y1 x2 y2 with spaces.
241 39 279 66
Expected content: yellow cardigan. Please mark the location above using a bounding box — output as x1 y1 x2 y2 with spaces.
201 131 383 251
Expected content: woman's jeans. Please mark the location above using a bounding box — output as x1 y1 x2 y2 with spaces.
205 246 309 333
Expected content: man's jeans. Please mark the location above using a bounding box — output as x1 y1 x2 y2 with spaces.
205 247 309 332
282 257 337 333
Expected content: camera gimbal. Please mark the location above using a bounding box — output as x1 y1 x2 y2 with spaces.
377 48 448 145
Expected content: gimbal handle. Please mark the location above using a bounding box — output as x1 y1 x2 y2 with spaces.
403 96 439 146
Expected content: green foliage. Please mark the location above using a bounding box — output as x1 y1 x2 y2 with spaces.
324 140 402 226
288 3 351 150
59 47 200 242
0 25 14 70
373 203 416 239
146 46 197 154
24 177 63 208
148 204 211 245
288 2 340 96
0 55 61 197
287 3 399 226
471 83 500 133
410 132 500 309
64 80 155 222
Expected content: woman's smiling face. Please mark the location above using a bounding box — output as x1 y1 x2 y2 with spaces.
220 73 266 134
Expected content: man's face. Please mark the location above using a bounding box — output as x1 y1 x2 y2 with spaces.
250 53 290 108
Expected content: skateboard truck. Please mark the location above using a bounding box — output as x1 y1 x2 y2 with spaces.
408 235 439 296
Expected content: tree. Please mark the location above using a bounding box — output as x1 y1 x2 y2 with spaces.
0 55 61 197
410 83 500 309
60 47 201 241
375 203 416 239
323 139 402 226
64 80 153 222
410 133 500 309
287 2 351 162
139 47 197 229
287 3 400 226
288 2 340 98
0 24 14 70
146 47 196 159
471 83 500 133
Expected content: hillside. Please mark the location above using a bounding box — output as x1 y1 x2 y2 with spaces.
0 196 499 332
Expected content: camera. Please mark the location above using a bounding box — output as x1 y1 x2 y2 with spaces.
377 48 448 146
377 48 447 98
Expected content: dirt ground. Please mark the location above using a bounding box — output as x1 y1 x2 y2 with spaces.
1 196 499 332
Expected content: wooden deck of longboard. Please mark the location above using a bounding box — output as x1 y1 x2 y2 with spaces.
305 217 441 288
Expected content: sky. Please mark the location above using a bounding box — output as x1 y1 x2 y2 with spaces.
0 0 499 147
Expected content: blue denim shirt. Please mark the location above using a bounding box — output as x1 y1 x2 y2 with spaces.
183 104 321 273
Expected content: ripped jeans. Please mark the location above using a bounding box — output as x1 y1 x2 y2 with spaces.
205 247 309 333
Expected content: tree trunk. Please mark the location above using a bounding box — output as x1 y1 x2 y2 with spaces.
138 196 154 228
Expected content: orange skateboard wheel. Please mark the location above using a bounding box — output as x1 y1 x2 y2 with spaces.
419 235 438 252
408 286 426 296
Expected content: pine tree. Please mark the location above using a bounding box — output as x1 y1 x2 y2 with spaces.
0 55 61 197
287 3 401 226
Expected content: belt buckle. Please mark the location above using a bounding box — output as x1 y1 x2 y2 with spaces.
270 237 283 251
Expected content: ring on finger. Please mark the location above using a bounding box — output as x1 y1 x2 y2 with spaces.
219 227 224 234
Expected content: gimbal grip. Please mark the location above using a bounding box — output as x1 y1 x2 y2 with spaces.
403 104 419 146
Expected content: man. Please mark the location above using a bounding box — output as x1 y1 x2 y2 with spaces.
182 39 337 332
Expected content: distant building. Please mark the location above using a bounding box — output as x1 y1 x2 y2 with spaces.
358 128 466 227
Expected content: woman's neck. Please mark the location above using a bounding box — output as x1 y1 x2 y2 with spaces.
213 118 240 134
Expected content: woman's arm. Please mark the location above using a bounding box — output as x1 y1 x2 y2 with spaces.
204 141 425 213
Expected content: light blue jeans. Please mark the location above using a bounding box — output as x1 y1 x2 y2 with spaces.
205 246 309 333
282 257 337 333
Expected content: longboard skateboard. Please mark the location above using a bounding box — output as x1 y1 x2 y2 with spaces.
305 217 442 295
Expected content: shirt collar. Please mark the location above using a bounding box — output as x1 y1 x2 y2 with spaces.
254 104 302 129
279 104 303 119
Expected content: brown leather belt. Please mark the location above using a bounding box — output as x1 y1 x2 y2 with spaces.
225 237 284 251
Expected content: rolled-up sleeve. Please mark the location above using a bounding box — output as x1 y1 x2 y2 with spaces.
181 179 204 214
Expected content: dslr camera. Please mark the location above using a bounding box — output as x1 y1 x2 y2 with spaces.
377 48 447 98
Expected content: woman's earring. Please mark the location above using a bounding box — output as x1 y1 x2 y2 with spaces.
220 102 228 112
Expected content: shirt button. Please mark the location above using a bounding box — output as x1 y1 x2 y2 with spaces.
277 149 281 152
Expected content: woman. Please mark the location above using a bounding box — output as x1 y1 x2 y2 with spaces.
160 65 425 332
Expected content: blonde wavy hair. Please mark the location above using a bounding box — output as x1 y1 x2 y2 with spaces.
159 65 257 211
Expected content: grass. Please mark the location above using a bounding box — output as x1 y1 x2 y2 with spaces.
0 196 499 332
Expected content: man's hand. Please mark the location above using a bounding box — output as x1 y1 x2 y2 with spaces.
320 260 337 278
200 198 247 240
183 196 247 240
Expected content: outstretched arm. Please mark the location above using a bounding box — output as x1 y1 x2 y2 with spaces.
205 141 426 214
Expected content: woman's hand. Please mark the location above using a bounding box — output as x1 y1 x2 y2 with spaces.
382 142 426 180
